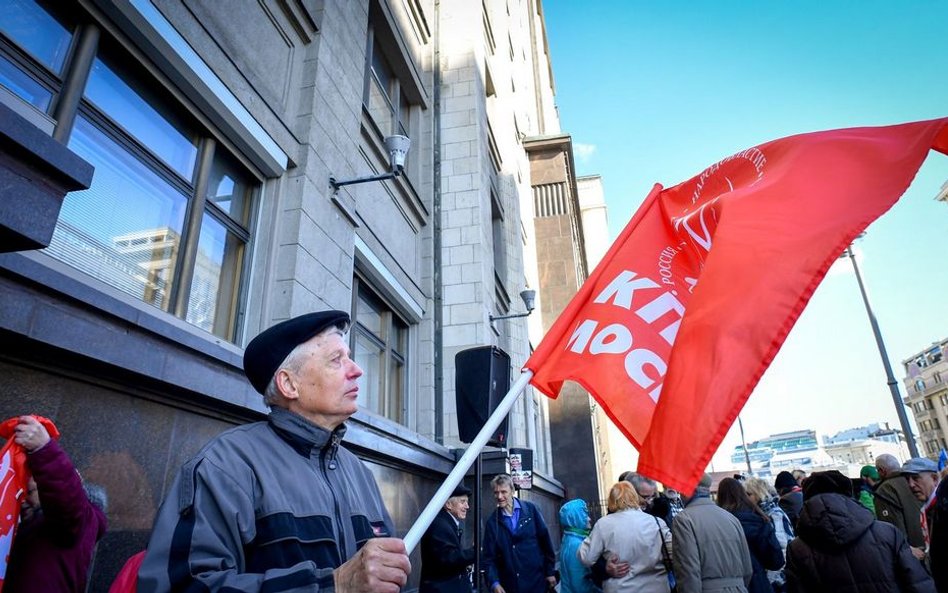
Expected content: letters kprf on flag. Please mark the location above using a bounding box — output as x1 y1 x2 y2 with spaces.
524 118 948 493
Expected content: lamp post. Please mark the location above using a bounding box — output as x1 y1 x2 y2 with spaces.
329 135 411 192
738 416 753 475
842 245 920 457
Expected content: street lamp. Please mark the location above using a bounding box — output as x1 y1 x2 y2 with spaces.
489 289 536 322
841 241 920 457
329 135 411 192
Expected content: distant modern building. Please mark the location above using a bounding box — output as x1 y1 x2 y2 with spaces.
903 337 948 458
731 429 823 478
935 179 948 204
823 422 909 466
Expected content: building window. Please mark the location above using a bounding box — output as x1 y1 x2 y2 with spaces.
0 1 256 341
351 276 409 424
362 7 418 178
934 372 943 384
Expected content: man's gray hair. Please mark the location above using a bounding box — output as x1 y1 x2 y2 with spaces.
627 473 656 491
491 473 513 489
876 453 901 473
261 339 318 406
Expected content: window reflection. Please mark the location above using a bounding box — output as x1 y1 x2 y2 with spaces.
352 283 408 424
0 53 52 110
84 52 198 180
205 150 251 224
0 0 72 74
48 115 187 309
186 213 243 339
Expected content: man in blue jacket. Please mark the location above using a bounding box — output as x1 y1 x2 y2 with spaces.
482 473 556 593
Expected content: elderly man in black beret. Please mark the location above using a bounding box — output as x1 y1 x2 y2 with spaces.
419 483 476 593
138 311 411 593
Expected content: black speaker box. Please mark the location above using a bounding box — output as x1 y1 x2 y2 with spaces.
455 346 511 446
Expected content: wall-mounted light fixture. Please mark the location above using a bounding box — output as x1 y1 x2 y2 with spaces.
330 135 411 193
490 289 536 322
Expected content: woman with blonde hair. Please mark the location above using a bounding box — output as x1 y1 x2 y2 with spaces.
744 477 793 592
578 481 672 593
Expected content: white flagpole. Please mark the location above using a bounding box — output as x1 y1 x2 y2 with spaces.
403 370 534 554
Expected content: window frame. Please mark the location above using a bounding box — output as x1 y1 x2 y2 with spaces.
0 1 259 341
350 273 410 425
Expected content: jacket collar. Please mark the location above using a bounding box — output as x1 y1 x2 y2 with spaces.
268 406 347 457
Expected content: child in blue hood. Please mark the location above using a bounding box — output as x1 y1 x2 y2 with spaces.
559 499 601 593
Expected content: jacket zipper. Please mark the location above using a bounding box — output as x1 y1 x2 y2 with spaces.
321 433 347 560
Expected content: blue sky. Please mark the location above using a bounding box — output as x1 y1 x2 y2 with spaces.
543 1 948 469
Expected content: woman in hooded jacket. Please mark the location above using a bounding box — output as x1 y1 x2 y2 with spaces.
717 477 785 593
558 499 600 593
785 470 934 593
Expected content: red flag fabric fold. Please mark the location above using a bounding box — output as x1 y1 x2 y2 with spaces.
524 118 948 493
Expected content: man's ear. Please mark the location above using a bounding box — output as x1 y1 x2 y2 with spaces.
275 368 299 401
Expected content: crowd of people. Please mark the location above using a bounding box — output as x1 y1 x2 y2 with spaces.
5 309 948 593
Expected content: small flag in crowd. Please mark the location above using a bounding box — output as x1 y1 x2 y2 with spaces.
524 118 948 493
939 449 948 472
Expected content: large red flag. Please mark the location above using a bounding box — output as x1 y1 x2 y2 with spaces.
525 118 948 493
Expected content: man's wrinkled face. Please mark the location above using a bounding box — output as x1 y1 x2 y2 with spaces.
906 472 938 502
636 483 656 509
445 495 470 521
283 330 363 430
493 484 513 512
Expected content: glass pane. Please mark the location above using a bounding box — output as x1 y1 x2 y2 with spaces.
84 53 198 179
0 53 52 111
186 213 244 339
0 0 73 74
356 291 382 336
387 357 403 421
367 76 393 135
371 49 393 97
398 93 410 134
47 115 188 310
205 149 251 225
392 320 407 355
354 331 383 414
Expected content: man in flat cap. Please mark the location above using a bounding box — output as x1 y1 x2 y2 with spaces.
901 457 948 589
419 482 475 593
138 311 411 593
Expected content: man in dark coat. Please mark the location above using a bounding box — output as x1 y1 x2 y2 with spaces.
482 473 556 593
875 453 925 549
785 470 934 593
420 483 475 593
901 457 946 592
774 471 803 530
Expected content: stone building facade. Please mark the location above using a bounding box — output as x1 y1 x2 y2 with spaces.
903 337 948 458
0 0 585 589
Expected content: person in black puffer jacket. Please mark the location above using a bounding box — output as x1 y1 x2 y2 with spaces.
786 470 935 593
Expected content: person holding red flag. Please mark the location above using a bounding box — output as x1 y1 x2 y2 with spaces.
1 415 107 593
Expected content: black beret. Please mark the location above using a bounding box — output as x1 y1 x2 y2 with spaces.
450 483 472 498
243 311 350 394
